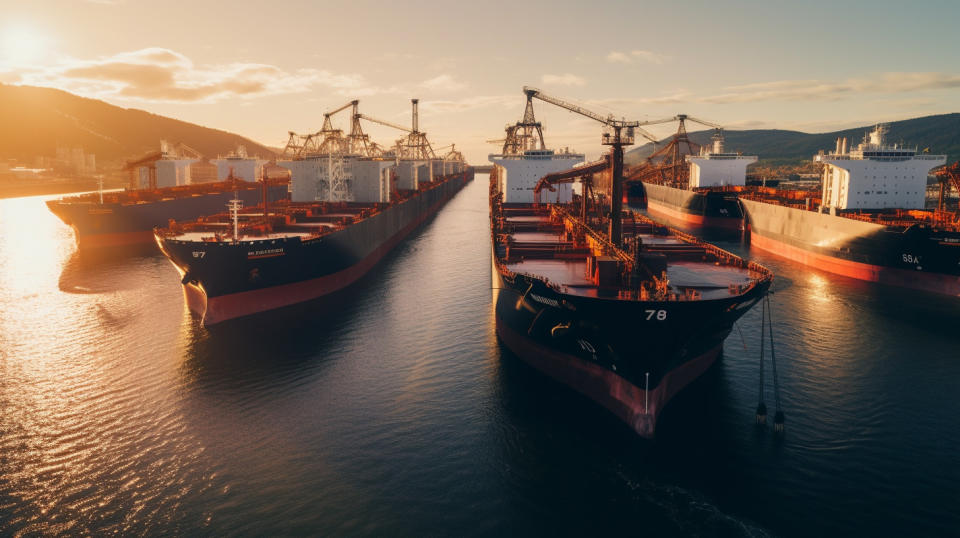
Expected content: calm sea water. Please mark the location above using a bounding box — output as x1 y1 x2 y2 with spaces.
1 176 959 537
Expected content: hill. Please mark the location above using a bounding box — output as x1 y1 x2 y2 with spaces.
625 113 960 168
0 84 276 166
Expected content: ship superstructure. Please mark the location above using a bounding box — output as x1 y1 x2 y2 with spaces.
686 132 758 188
488 90 584 204
815 124 946 211
212 145 268 183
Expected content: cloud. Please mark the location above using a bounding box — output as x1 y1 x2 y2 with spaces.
606 51 631 64
14 47 381 103
703 72 960 104
582 72 960 111
541 73 586 87
606 50 667 65
419 74 466 92
418 95 517 115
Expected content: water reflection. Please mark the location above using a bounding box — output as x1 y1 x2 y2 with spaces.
3 181 960 536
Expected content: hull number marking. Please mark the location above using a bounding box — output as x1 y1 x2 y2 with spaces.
645 309 668 321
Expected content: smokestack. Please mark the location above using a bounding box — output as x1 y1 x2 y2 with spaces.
841 137 848 154
835 137 842 154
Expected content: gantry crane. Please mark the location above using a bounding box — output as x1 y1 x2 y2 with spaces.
522 86 645 245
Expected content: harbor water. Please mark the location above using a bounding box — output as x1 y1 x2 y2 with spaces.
1 176 959 536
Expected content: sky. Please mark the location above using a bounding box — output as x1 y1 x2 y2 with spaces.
1 0 959 162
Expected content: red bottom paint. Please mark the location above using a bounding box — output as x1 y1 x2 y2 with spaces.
75 228 156 249
646 200 743 231
187 179 466 325
750 231 960 296
495 318 721 437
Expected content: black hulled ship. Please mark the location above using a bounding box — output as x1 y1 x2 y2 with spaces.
740 127 959 295
155 99 472 325
47 142 288 250
490 89 773 437
625 117 754 232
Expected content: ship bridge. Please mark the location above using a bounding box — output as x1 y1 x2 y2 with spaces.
816 125 946 211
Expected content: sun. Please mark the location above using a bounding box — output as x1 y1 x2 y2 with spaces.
2 23 50 66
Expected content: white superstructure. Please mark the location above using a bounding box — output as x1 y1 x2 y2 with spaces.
212 146 267 183
490 149 584 203
280 154 397 204
815 125 946 211
685 134 757 188
130 140 199 188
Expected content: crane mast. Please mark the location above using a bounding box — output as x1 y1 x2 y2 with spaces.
522 86 642 245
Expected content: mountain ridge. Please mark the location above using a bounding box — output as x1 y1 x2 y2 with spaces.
625 113 960 167
0 83 276 166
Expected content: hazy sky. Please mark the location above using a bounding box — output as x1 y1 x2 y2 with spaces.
2 0 959 162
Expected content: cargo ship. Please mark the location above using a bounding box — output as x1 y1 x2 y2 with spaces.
625 118 755 231
155 99 473 325
47 142 288 249
740 125 960 295
489 89 773 437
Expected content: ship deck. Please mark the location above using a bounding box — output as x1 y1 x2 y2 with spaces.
497 206 761 300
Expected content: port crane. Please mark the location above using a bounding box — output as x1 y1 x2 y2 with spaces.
356 99 436 160
934 161 960 214
522 86 644 245
625 114 728 189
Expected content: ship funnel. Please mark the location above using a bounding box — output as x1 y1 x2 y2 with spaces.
841 137 848 154
835 137 842 154
711 130 724 154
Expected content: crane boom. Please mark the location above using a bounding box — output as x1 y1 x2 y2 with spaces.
523 86 639 128
356 113 412 133
682 114 724 130
321 100 357 133
324 100 355 118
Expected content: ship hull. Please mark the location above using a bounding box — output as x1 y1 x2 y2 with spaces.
47 186 288 250
492 265 766 437
159 171 472 325
642 182 744 231
741 198 960 296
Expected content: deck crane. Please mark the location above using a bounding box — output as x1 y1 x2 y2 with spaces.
522 86 644 245
433 144 466 174
934 161 960 214
281 131 315 158
280 100 357 159
356 113 414 162
404 99 436 160
681 114 726 152
625 114 728 188
315 100 356 155
357 100 436 160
